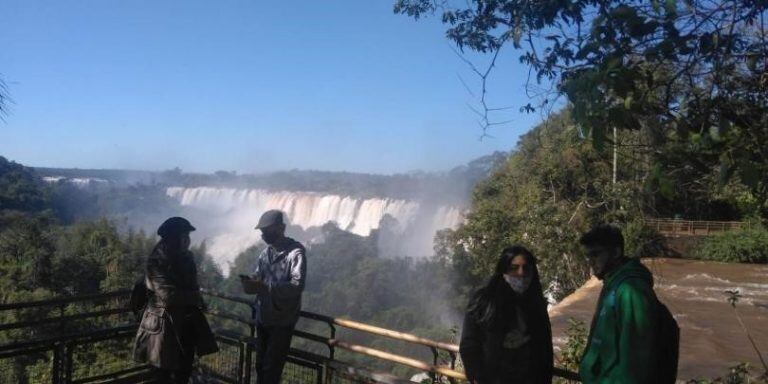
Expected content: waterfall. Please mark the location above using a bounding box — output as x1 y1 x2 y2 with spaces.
166 187 464 272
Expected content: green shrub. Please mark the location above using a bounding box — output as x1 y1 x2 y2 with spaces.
554 318 587 384
685 362 767 384
693 226 768 264
624 219 664 258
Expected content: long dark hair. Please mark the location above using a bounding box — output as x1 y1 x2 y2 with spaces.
467 245 547 327
150 234 187 260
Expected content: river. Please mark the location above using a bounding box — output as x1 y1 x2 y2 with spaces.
549 258 768 380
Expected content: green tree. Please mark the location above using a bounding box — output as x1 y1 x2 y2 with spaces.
395 0 768 218
0 213 57 295
0 156 49 213
100 228 154 292
693 225 768 264
191 241 225 290
448 110 603 299
441 108 706 299
52 219 128 295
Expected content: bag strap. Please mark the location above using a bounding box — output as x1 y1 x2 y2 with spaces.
605 272 651 318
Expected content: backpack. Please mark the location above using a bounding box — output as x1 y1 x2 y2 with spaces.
608 274 679 384
128 276 149 321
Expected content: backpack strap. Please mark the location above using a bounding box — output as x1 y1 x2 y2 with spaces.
604 272 651 318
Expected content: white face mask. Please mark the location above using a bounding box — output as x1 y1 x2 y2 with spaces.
503 274 532 294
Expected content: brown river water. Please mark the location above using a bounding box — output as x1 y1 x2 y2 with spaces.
548 258 768 380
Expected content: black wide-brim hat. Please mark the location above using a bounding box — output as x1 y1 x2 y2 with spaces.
157 216 196 238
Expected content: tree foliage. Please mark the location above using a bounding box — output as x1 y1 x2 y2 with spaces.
430 104 761 305
693 224 768 263
0 156 49 213
442 110 600 299
395 0 768 215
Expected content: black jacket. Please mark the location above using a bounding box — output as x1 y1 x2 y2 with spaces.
133 244 218 370
460 283 553 384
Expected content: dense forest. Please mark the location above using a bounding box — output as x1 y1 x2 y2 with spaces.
436 109 768 302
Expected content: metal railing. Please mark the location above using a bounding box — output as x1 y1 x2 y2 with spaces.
0 290 150 383
0 289 581 383
645 218 746 237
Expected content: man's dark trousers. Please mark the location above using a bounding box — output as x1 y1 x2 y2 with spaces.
255 323 295 384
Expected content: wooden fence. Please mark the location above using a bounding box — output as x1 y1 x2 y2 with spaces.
645 219 746 237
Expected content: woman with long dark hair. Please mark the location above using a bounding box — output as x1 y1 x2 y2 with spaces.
133 217 218 383
460 245 553 384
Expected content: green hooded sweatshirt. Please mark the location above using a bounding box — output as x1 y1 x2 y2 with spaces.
579 258 658 384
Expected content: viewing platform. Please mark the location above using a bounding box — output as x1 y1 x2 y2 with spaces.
0 290 580 384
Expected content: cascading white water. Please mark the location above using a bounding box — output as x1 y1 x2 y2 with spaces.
43 176 108 188
166 187 464 273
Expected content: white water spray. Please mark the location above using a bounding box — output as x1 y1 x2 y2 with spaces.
166 187 463 273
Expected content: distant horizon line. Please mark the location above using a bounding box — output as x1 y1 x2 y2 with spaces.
14 151 507 178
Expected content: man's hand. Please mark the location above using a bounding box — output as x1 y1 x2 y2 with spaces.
240 275 267 294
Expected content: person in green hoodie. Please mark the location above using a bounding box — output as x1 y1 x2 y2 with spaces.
578 224 659 384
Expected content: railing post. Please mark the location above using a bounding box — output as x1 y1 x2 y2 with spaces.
51 341 71 384
250 305 257 338
329 324 336 360
64 341 73 384
447 351 458 384
237 342 246 384
429 346 440 383
430 346 439 366
52 342 63 384
323 362 331 384
242 341 253 384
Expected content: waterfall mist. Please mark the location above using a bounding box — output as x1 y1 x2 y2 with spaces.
165 186 464 274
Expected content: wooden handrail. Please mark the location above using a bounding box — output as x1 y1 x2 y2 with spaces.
202 290 460 353
203 290 579 380
330 317 460 353
330 339 466 380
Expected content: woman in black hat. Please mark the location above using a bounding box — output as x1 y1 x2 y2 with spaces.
133 217 218 384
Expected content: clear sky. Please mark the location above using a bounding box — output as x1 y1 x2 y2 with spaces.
1 0 547 174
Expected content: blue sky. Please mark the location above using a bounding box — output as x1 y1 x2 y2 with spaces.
1 1 547 174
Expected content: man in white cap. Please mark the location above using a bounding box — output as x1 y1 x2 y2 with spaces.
241 209 306 384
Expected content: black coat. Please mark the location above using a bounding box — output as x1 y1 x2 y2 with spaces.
133 245 218 370
460 283 553 384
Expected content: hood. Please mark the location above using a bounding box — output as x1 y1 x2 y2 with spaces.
605 257 654 288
